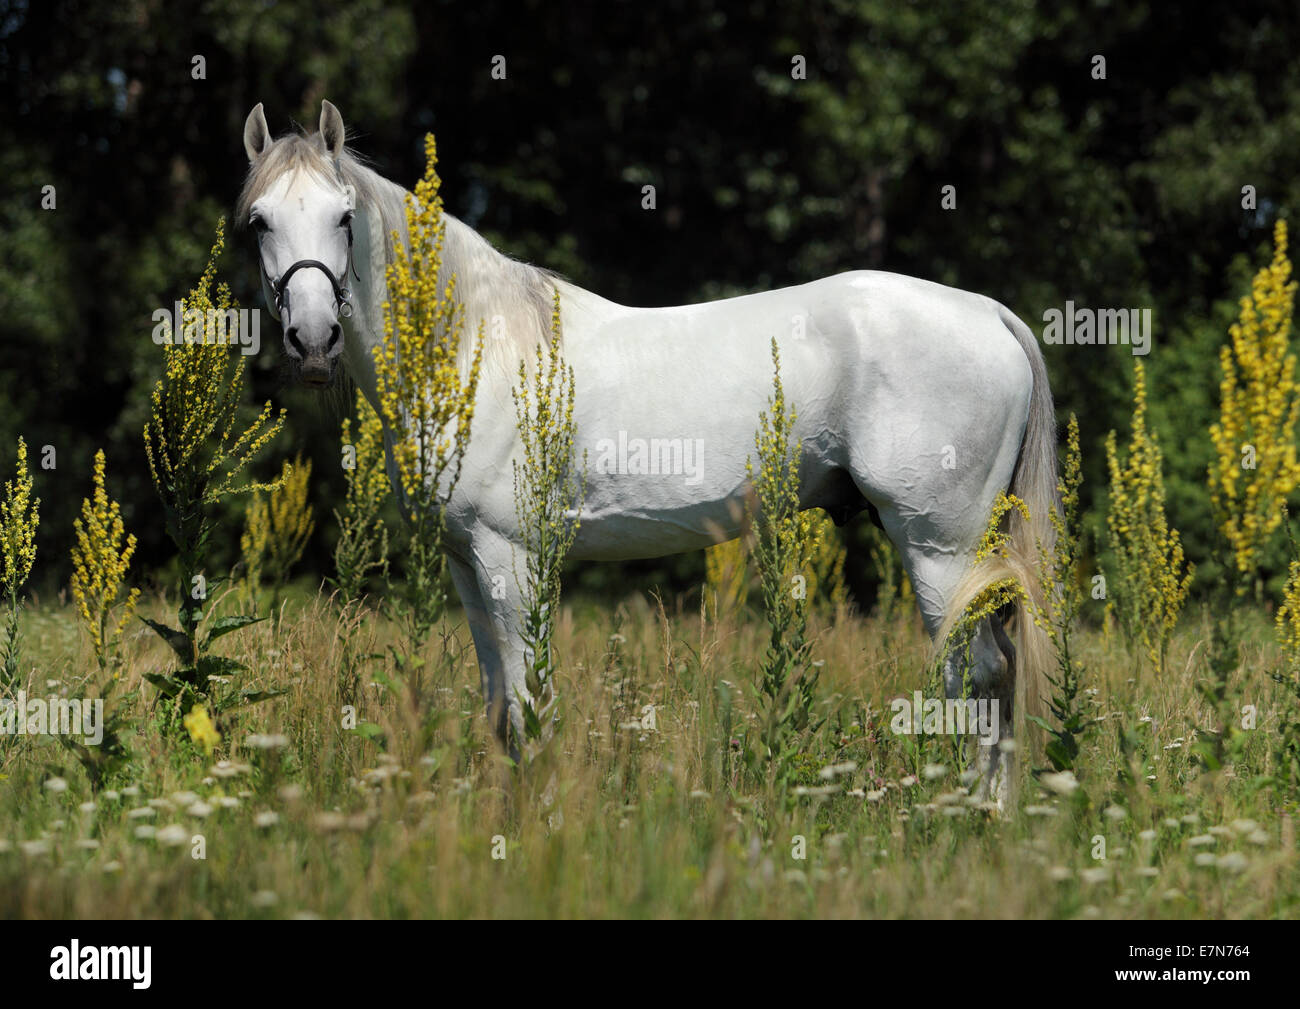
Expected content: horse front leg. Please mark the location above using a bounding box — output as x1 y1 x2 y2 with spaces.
448 534 533 758
447 551 509 754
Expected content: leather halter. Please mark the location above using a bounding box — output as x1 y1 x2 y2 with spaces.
261 161 361 324
269 219 358 322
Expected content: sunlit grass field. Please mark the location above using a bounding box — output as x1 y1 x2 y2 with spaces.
1 583 1295 919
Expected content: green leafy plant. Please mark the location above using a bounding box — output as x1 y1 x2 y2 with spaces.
511 287 586 756
0 436 39 692
1104 362 1194 674
140 220 285 717
745 339 824 797
332 390 391 606
1028 415 1098 773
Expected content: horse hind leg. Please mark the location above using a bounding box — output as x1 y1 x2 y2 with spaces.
945 613 1016 808
872 528 1018 808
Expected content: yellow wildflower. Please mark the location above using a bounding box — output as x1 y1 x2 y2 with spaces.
334 390 391 602
70 449 140 668
372 133 483 507
183 704 221 755
0 436 39 600
1209 219 1300 579
1105 361 1193 671
511 286 586 744
143 219 287 510
242 455 314 592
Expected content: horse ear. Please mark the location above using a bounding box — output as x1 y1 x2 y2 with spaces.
320 100 346 159
243 103 271 162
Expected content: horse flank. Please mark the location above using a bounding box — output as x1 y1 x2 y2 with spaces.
935 306 1059 745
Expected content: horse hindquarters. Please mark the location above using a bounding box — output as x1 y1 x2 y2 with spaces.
846 299 1055 806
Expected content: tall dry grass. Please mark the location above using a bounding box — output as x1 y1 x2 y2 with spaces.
0 583 1294 919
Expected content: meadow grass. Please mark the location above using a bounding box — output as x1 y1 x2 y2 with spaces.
0 584 1295 919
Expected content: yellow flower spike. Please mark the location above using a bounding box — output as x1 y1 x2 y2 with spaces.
1277 551 1300 672
371 134 485 646
242 454 314 598
510 285 587 751
973 492 1029 564
143 220 288 511
1105 362 1193 672
69 449 140 671
745 337 824 745
1209 219 1300 581
333 391 391 603
373 136 483 506
141 217 289 657
0 436 40 603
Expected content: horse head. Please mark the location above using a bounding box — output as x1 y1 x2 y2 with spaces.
240 100 357 387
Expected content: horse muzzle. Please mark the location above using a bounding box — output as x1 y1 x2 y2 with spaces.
283 315 342 388
300 354 335 387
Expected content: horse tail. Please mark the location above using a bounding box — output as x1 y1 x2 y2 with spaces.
935 305 1058 731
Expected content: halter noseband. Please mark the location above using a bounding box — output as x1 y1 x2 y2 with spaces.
264 158 362 324
270 218 359 321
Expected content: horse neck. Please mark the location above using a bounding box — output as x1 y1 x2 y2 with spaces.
440 213 550 370
342 172 404 414
346 171 560 416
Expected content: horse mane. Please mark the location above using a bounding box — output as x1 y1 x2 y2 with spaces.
236 130 561 376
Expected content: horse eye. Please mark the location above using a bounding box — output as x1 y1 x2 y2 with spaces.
250 215 268 234
339 211 354 228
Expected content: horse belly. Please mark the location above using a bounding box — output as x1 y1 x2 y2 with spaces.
562 288 852 560
569 414 753 561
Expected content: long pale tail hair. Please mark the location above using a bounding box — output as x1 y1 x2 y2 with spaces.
935 305 1058 734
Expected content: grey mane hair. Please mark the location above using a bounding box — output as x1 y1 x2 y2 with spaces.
236 131 561 379
439 214 564 376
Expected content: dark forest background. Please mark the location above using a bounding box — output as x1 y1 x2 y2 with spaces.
3 0 1299 608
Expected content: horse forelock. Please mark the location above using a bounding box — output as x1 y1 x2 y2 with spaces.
236 134 405 254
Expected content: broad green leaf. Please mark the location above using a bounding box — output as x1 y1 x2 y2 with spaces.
140 617 193 663
202 614 266 648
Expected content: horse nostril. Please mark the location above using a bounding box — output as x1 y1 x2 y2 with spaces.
326 323 342 353
285 326 306 359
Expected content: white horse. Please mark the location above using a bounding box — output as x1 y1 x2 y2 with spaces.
239 101 1057 801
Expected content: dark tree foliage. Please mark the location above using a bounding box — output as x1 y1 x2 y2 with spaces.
2 0 1298 604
